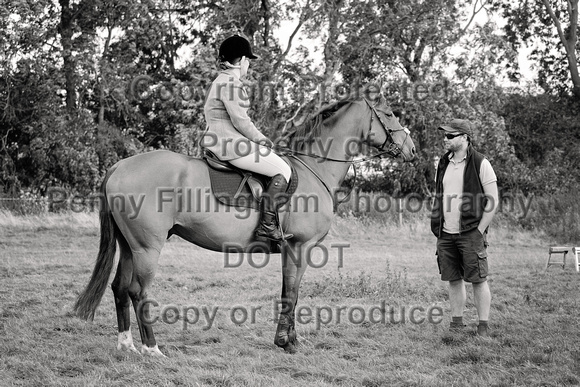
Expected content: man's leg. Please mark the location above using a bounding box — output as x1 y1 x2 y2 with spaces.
437 234 465 330
456 229 491 336
473 280 491 336
449 279 466 321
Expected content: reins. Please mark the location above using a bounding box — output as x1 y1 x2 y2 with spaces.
276 146 396 164
287 153 358 212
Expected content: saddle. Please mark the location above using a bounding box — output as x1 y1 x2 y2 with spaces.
203 150 298 210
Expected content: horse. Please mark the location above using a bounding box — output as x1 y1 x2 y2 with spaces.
73 96 416 356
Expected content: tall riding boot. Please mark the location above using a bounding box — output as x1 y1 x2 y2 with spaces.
255 174 293 241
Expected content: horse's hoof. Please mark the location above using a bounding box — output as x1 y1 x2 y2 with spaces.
117 343 141 355
283 342 297 354
117 331 140 354
141 344 167 357
288 329 297 344
275 336 288 347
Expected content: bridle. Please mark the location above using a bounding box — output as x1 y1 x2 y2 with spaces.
278 98 412 209
362 98 411 159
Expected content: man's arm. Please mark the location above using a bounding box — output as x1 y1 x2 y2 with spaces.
478 181 499 234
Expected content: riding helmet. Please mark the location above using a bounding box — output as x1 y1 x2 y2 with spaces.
218 35 258 63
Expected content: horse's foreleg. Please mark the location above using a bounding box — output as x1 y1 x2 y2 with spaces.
111 239 140 354
275 280 299 353
129 248 166 357
275 242 309 353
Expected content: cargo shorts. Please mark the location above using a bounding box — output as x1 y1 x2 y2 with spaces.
436 228 489 283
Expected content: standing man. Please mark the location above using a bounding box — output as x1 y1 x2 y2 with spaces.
431 119 499 337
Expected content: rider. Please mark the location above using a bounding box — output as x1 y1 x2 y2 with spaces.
202 34 293 241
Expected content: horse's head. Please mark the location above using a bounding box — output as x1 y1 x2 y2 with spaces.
282 97 416 162
361 98 416 162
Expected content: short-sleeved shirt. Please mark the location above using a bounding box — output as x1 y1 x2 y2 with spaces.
441 154 497 234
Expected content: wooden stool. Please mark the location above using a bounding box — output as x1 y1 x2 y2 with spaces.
546 246 570 269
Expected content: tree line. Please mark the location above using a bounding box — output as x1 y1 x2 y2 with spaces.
1 0 579 202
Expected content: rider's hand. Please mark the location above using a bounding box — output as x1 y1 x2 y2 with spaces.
258 138 274 148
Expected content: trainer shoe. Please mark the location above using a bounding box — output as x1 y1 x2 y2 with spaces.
476 324 490 337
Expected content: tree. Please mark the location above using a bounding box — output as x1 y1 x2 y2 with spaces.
493 0 580 97
452 21 521 87
336 0 488 84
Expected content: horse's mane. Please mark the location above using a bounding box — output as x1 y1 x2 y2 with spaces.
284 100 352 149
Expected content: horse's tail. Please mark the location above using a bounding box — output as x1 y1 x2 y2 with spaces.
73 168 118 321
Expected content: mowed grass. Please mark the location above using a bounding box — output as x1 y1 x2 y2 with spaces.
1 211 579 386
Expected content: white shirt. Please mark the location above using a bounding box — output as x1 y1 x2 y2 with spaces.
441 154 497 234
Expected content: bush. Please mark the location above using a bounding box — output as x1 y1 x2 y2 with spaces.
519 191 580 244
0 192 47 216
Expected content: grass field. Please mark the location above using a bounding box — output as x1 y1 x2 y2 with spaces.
1 211 579 386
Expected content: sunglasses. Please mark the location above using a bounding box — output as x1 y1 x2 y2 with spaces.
444 132 464 140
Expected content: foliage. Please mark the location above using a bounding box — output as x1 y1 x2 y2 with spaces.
453 20 522 86
499 92 580 194
491 0 580 97
519 191 580 243
338 0 482 83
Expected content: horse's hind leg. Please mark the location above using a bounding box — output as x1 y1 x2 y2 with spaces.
111 235 140 354
128 248 165 357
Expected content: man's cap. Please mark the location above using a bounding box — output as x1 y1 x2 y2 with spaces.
438 119 473 137
218 35 258 63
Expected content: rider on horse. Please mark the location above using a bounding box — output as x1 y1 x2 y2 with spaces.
202 34 292 241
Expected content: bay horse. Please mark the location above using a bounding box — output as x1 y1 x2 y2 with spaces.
73 97 416 356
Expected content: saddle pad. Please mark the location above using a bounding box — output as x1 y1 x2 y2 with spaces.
206 158 299 211
207 168 261 210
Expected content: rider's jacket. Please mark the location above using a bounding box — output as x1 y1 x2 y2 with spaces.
203 68 268 160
